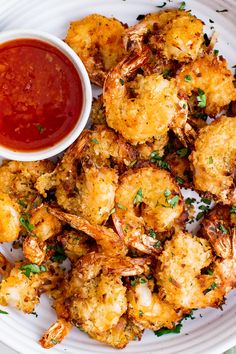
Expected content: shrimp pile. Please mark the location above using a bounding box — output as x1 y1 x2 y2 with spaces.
0 5 236 351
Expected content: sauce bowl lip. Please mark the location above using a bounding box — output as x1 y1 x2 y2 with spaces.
0 29 92 161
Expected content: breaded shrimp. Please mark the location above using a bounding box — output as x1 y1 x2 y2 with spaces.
189 116 236 204
176 54 236 116
0 192 20 242
113 166 185 254
65 14 126 86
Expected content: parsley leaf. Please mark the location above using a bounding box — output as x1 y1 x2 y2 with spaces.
230 206 236 213
164 189 171 197
184 75 192 82
162 69 172 79
203 282 217 295
117 203 128 210
177 148 188 158
218 224 228 234
154 323 182 337
167 195 179 208
91 138 99 144
154 240 162 248
0 309 8 314
201 197 211 205
134 188 143 205
179 1 186 10
185 197 196 205
197 88 207 108
149 229 157 239
214 49 219 56
51 339 58 345
51 245 67 263
176 176 185 184
20 264 47 278
19 215 34 233
120 78 125 86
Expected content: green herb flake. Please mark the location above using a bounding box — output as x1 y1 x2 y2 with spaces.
199 205 209 211
139 278 147 284
197 88 207 108
18 199 27 208
213 49 219 56
117 203 128 211
154 240 162 248
19 215 34 233
0 309 8 314
162 69 172 79
20 264 47 278
167 195 179 208
120 78 125 86
36 124 45 134
150 150 161 163
185 197 196 205
230 206 236 213
201 197 211 205
159 160 170 171
91 138 99 144
51 245 67 263
208 156 213 164
51 339 59 345
206 269 214 276
218 223 228 234
176 176 185 184
196 211 205 221
149 229 157 239
179 1 186 10
184 75 192 82
109 207 116 215
156 2 167 8
154 323 182 337
177 147 189 158
203 282 217 295
139 310 144 317
131 280 137 286
133 188 143 205
164 189 172 197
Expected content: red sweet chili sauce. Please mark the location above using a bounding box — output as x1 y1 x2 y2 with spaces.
0 38 83 151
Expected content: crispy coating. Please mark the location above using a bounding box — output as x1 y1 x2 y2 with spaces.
0 192 20 242
199 205 236 259
157 231 226 310
113 166 185 254
65 14 126 86
104 49 189 145
124 9 203 62
0 261 63 313
137 134 169 160
127 278 181 330
0 160 54 210
90 96 106 126
165 151 193 189
190 116 236 204
177 54 236 116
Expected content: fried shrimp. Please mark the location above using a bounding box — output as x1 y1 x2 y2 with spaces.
23 205 62 265
189 116 236 204
36 127 136 225
40 252 149 349
157 231 226 310
65 14 126 86
48 206 127 256
127 277 181 330
124 9 204 62
0 192 20 242
176 54 236 116
0 160 54 210
0 260 63 313
113 166 185 254
104 51 192 146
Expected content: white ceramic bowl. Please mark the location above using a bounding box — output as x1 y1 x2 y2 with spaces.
0 29 92 161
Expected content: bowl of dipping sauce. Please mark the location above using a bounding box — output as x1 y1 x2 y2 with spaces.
0 30 92 161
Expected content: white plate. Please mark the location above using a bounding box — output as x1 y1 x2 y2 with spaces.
0 0 236 354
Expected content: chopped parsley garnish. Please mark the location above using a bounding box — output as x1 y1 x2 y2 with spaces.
19 214 34 233
214 49 219 56
36 124 45 134
91 138 99 144
150 151 170 170
197 88 207 108
133 188 143 205
216 9 228 13
206 269 214 276
203 282 217 295
154 240 162 248
164 189 171 197
184 75 192 82
154 323 182 337
139 310 144 317
131 280 137 286
218 223 228 234
167 195 179 208
109 207 116 215
230 206 236 213
159 160 170 170
176 176 185 184
120 78 125 86
51 339 59 345
196 211 205 221
184 310 195 320
201 197 211 205
179 1 186 10
208 156 213 164
177 147 188 158
149 229 157 239
20 264 47 278
185 197 196 205
156 2 167 8
139 278 147 284
51 244 67 263
0 309 8 314
199 205 209 211
117 203 128 210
